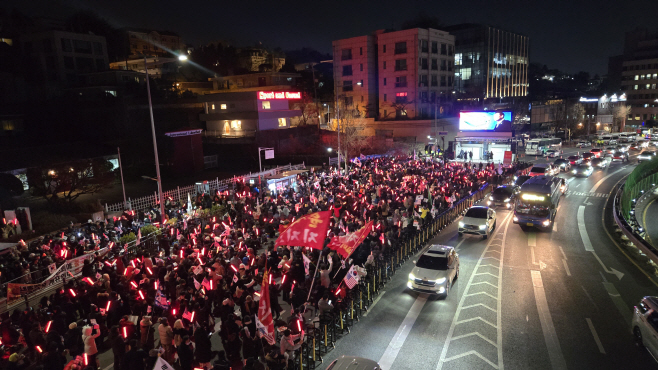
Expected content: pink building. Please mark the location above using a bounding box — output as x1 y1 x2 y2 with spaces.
333 28 455 120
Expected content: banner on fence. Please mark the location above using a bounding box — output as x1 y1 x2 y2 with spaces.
6 248 108 305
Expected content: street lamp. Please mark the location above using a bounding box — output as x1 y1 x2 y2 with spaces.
143 54 187 224
327 147 333 152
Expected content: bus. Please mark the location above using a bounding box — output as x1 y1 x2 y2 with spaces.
513 176 562 230
525 138 562 156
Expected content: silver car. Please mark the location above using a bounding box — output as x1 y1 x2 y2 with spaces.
632 296 658 361
408 245 460 296
326 356 382 370
458 206 497 239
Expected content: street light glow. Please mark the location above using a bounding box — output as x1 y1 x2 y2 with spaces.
178 55 188 61
327 148 333 152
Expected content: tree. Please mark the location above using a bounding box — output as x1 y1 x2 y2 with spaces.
566 102 585 140
291 95 320 126
330 101 370 172
613 104 632 132
27 159 114 207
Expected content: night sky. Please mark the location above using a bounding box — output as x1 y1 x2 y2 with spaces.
6 0 658 75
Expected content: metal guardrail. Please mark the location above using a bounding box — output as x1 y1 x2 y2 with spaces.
104 163 306 213
613 183 658 266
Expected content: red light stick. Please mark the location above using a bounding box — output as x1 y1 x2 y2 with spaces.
106 301 111 311
84 353 88 365
84 277 94 285
130 281 138 288
138 290 145 300
123 327 128 338
209 280 213 290
36 346 43 353
45 321 52 333
172 308 177 315
282 275 287 284
269 274 272 285
190 311 195 322
336 288 342 295
154 281 158 290
230 265 238 273
69 289 77 297
146 267 153 275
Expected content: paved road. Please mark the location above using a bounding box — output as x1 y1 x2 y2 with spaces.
320 149 658 370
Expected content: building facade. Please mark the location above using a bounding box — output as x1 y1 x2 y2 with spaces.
444 24 529 102
237 48 286 72
332 35 378 118
19 30 108 86
125 29 185 58
332 28 455 120
211 72 300 91
198 91 302 137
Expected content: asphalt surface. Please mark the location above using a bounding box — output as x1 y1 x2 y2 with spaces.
641 191 658 247
319 146 658 370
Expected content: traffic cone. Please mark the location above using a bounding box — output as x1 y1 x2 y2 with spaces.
535 155 538 160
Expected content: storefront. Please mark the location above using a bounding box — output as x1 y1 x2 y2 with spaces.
253 169 308 194
454 134 513 162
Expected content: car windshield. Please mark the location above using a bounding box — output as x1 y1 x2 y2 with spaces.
416 254 448 270
515 176 530 186
577 165 590 169
516 197 550 217
530 167 546 173
582 153 593 158
493 187 513 196
568 156 579 160
465 208 488 218
554 159 567 164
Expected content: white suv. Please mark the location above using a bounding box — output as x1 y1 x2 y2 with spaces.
458 206 497 239
633 296 658 360
407 245 460 297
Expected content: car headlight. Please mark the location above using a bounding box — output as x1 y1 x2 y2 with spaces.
572 169 577 174
479 225 487 230
407 281 412 288
409 273 416 280
458 221 464 227
489 195 494 200
435 277 446 284
542 220 551 226
504 198 510 202
513 216 518 222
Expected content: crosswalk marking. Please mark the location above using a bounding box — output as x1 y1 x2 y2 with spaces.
437 212 512 370
565 191 607 198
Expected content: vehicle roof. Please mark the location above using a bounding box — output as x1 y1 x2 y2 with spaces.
427 244 453 254
520 176 559 193
495 185 515 190
327 356 381 370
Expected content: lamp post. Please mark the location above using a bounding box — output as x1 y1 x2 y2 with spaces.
143 54 188 224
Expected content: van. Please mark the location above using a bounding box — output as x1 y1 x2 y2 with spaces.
632 296 658 361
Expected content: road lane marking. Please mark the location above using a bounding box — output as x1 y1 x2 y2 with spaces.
531 270 568 370
363 291 385 317
527 232 536 247
562 259 571 276
558 246 567 260
531 247 538 265
602 282 632 326
577 206 594 252
586 318 606 354
590 167 627 193
378 294 428 369
454 238 467 252
103 364 114 370
436 211 512 370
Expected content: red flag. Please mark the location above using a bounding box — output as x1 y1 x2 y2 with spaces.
274 211 331 250
256 271 276 345
327 221 373 259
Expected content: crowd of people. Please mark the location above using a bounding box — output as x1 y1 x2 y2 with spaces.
0 156 529 370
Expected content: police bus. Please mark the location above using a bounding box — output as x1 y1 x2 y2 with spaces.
513 175 562 230
525 138 562 156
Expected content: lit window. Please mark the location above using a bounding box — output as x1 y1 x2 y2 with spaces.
635 75 639 80
278 118 287 127
262 101 271 109
230 120 241 129
211 104 215 110
221 104 227 109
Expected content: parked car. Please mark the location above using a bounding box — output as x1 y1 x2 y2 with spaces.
545 149 561 158
576 141 591 148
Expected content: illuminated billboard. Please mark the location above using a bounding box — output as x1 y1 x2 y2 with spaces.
258 91 301 100
459 111 513 132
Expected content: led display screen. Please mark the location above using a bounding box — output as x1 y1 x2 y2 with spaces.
459 111 513 132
